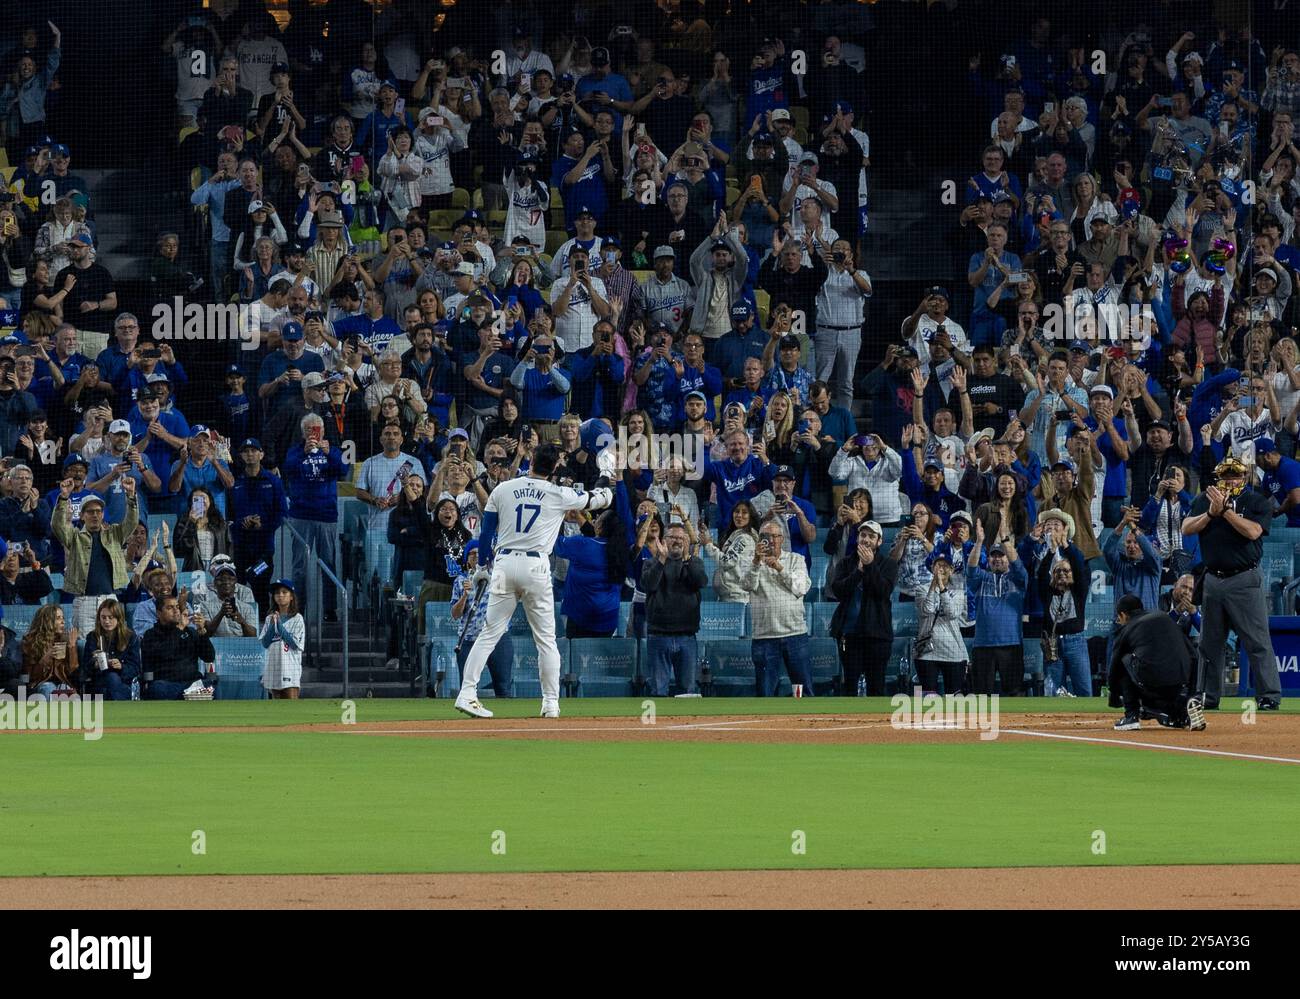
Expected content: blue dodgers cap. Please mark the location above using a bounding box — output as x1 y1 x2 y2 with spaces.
1068 341 1091 353
225 363 244 376
63 452 88 468
239 437 263 451
834 101 853 115
281 321 305 341
773 465 796 480
1255 438 1278 455
270 578 296 594
1051 456 1078 474
684 390 707 403
923 457 945 472
925 285 950 302
380 78 399 91
753 130 776 144
463 539 480 561
51 143 70 158
730 300 755 321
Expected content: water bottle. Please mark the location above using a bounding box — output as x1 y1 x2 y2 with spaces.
435 650 448 690
130 677 141 701
856 674 866 697
899 652 911 689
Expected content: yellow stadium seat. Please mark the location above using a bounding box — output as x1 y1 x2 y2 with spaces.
545 230 568 254
452 188 470 209
178 124 198 146
755 289 770 327
549 186 563 208
190 166 206 193
472 187 484 209
0 148 8 170
487 209 507 226
791 106 809 132
631 270 653 284
2 166 17 186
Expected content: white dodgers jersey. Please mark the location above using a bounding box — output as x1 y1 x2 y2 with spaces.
486 477 594 554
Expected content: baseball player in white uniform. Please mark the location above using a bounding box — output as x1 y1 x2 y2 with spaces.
455 444 613 719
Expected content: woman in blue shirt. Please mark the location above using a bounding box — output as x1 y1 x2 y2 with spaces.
556 509 630 639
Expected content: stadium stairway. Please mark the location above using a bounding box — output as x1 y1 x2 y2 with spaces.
299 616 419 699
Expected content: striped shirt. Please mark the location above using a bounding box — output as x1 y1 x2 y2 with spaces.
815 267 871 329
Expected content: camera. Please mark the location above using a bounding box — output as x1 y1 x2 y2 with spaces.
1053 410 1073 422
832 251 846 263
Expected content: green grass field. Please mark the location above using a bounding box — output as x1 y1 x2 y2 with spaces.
3 698 1299 877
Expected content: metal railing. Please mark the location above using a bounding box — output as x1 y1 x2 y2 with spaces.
279 521 352 698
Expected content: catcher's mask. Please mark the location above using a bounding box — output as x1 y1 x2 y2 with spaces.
1214 456 1248 497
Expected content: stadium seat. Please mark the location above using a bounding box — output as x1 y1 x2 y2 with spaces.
570 638 638 696
808 637 842 694
699 601 745 641
452 188 470 209
427 637 460 693
545 229 568 254
893 600 918 636
704 638 753 696
426 601 464 638
1021 639 1045 696
1 604 41 639
147 513 177 539
510 638 570 698
210 637 268 700
754 288 770 326
812 602 837 636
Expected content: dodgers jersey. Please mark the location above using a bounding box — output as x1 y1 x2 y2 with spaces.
484 477 596 554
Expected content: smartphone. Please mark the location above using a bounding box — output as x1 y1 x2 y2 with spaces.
1007 272 1028 284
1042 102 1056 115
796 419 810 434
1156 97 1173 108
1007 409 1017 423
427 115 445 127
307 425 323 444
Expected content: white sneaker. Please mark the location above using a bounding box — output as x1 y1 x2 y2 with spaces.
455 695 493 719
1056 688 1077 698
540 700 560 719
1186 697 1207 732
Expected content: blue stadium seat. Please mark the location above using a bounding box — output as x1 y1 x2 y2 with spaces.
400 571 424 598
426 601 463 638
210 637 268 700
147 513 177 539
363 529 395 582
893 599 918 636
427 637 460 693
1022 638 1045 696
808 637 841 693
705 639 754 697
1 604 41 639
698 601 746 642
570 638 637 696
510 638 570 698
812 602 837 636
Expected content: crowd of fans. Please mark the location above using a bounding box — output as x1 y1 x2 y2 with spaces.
0 4 1297 703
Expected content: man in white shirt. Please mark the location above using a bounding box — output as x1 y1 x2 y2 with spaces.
503 29 555 89
780 152 838 236
813 239 871 408
549 246 611 353
901 286 972 373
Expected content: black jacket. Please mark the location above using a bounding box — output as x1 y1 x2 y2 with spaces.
1035 543 1089 636
141 623 216 685
1108 609 1196 689
757 253 829 330
828 554 897 640
0 569 54 606
387 500 434 579
642 556 708 635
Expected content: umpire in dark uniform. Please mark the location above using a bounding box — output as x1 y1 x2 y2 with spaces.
1108 594 1203 731
1180 456 1282 710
